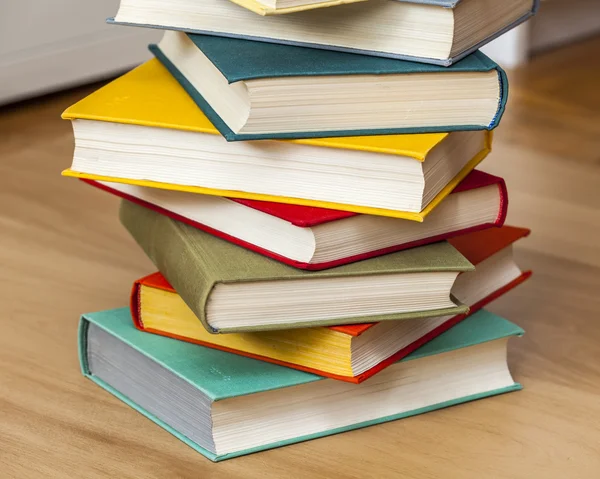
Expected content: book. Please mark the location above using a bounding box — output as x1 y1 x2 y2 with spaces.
61 59 492 221
110 0 539 66
120 199 474 333
227 0 366 16
86 170 507 270
80 307 523 461
131 226 531 382
151 32 508 140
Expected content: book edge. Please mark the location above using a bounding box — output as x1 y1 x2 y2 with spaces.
449 4 539 64
215 384 522 460
212 303 469 334
63 139 489 222
83 373 221 461
63 169 427 221
83 365 521 461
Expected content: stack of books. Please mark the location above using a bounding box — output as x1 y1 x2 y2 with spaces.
64 0 538 462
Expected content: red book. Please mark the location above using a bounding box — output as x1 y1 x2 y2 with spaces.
131 226 531 383
84 169 507 270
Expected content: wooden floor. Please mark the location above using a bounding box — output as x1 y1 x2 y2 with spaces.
2 37 600 478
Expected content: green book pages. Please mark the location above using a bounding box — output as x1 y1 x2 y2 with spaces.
119 199 474 333
150 33 508 141
79 307 523 461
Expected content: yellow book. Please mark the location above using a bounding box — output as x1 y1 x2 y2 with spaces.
62 59 492 221
228 0 366 15
131 221 529 382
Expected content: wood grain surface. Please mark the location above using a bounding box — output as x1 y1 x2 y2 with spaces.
1 37 600 478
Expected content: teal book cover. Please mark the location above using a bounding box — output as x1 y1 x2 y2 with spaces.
149 36 508 141
79 307 523 461
180 34 503 81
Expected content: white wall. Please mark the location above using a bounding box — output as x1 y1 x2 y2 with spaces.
530 0 600 52
481 24 530 70
0 0 160 105
481 0 600 68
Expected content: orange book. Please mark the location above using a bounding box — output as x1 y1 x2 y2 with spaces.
131 226 531 383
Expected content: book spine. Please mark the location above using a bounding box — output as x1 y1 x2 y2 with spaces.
119 199 218 333
130 278 146 331
490 66 509 129
495 178 509 227
307 224 500 270
77 315 91 375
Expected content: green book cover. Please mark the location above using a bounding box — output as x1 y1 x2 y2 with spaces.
79 307 523 461
184 34 502 82
119 199 473 333
149 35 508 141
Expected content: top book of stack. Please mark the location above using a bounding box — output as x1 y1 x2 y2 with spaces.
110 0 539 65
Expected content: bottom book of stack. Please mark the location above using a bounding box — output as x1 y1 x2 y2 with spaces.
80 307 523 461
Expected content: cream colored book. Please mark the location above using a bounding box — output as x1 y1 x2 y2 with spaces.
110 0 539 65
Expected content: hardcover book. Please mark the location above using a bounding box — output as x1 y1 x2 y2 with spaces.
80 307 523 461
119 199 474 333
62 59 492 221
131 226 531 382
84 169 507 270
110 0 539 65
151 32 508 140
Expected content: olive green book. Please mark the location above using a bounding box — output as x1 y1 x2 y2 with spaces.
120 199 473 334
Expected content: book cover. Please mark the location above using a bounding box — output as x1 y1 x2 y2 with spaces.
120 199 474 333
229 0 366 15
79 307 523 461
181 34 504 82
150 39 508 141
62 59 492 222
83 169 507 270
130 226 531 382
